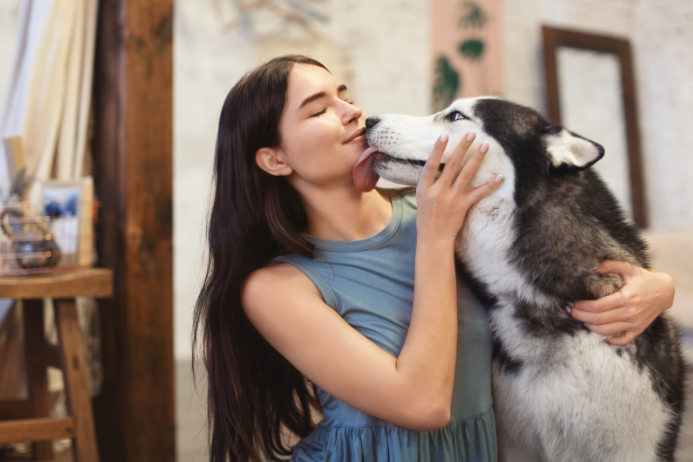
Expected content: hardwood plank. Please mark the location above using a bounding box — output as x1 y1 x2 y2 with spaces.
55 299 99 462
0 418 75 444
91 1 174 460
0 268 113 299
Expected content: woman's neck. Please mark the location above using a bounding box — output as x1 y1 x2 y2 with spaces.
299 185 393 242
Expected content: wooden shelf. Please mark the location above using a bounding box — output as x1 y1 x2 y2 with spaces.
0 268 113 299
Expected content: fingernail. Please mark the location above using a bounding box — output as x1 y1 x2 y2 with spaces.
591 265 599 271
494 174 503 183
466 130 476 141
567 302 574 307
565 306 572 314
480 142 489 153
440 130 449 142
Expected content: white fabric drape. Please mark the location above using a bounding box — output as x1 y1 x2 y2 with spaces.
0 0 98 192
0 0 101 401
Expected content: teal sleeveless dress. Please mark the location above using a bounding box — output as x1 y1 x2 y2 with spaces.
270 191 497 462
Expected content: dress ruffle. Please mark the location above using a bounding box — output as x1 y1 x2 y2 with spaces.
290 407 497 462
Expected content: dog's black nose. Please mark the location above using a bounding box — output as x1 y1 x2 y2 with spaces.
365 117 380 129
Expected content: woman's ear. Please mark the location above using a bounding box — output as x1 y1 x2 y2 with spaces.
255 147 293 177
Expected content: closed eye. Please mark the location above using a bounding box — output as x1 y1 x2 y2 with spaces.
446 110 470 122
311 108 327 117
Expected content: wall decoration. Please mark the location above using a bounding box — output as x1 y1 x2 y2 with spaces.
40 176 93 267
430 0 503 112
210 0 329 41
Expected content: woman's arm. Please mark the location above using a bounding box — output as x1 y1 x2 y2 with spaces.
242 132 501 431
567 260 675 346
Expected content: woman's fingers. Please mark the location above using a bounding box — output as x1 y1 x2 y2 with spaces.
583 321 631 337
438 131 477 185
570 290 626 314
569 305 635 326
606 331 638 346
461 172 504 207
419 131 449 188
594 260 638 278
453 141 490 190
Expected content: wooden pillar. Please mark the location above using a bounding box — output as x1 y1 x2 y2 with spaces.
91 0 175 461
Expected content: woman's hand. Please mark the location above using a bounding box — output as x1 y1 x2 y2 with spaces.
568 260 675 346
416 130 504 243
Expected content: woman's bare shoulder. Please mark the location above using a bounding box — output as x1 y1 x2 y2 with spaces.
241 261 321 316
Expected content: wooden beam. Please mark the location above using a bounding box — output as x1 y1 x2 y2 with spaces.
0 418 75 444
91 0 175 461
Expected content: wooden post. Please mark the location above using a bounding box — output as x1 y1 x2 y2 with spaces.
91 0 175 461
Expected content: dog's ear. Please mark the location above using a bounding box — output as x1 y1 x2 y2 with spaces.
543 128 604 172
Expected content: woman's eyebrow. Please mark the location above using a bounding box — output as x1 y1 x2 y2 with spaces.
298 84 348 110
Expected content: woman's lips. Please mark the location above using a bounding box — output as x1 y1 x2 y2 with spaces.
344 127 366 144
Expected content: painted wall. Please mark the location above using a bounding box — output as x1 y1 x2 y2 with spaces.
631 0 693 229
503 0 693 230
174 0 430 362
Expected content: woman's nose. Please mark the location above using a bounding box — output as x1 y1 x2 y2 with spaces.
344 102 363 124
365 117 380 129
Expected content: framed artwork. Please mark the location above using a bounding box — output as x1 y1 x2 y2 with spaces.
430 0 504 112
40 176 93 267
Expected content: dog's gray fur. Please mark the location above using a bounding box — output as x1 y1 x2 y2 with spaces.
365 97 685 462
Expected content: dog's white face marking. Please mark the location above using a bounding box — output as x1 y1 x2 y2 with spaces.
367 98 515 194
368 97 533 299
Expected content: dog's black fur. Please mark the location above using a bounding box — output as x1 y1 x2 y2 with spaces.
470 99 685 460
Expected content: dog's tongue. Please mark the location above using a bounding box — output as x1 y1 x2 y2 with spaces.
353 147 380 192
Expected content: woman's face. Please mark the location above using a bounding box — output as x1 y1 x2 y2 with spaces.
259 63 367 192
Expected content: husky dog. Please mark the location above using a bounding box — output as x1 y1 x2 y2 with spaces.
355 97 685 462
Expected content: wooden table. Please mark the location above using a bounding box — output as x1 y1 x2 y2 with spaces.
0 268 112 462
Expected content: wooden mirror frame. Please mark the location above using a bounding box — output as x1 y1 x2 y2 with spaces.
542 25 647 228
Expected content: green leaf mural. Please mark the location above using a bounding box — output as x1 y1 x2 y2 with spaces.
459 1 487 30
459 39 484 61
432 56 460 111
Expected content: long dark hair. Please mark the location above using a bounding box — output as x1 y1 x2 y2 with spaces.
193 55 325 462
193 55 412 462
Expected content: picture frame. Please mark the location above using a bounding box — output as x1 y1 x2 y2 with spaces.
39 176 94 267
542 26 647 228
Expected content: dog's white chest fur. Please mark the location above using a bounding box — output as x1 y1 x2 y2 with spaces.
490 324 671 462
455 201 671 462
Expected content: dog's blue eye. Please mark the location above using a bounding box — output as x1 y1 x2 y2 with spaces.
447 111 469 122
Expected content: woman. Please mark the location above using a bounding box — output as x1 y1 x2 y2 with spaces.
193 55 675 462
